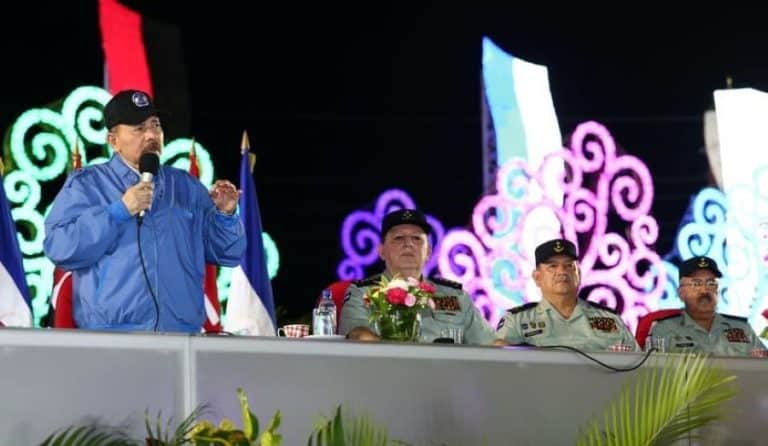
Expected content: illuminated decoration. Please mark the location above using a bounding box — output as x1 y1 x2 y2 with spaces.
437 121 665 331
658 187 729 310
712 87 768 344
481 37 563 196
337 188 446 280
479 37 563 314
3 86 279 326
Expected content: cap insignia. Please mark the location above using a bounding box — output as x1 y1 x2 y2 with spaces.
132 92 150 107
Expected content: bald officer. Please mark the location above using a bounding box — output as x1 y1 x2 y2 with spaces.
495 239 639 352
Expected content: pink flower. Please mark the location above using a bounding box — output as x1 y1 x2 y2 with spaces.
427 298 436 310
762 308 768 320
407 277 420 287
363 294 371 307
386 288 407 305
404 294 417 307
419 282 435 294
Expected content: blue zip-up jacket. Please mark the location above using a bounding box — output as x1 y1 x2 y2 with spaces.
43 155 246 333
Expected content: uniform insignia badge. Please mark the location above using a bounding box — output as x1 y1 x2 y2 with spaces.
434 296 461 312
724 327 749 343
538 321 546 328
553 241 564 253
697 257 709 268
589 317 618 333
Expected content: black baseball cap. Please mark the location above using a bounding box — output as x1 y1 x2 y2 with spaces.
103 89 166 129
534 238 578 265
679 256 723 280
381 209 431 237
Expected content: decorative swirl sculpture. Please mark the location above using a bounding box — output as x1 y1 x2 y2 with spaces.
437 121 665 331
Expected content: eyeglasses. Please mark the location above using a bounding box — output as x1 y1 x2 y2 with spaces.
680 279 719 289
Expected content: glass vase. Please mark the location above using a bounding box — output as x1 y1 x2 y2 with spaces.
373 307 421 342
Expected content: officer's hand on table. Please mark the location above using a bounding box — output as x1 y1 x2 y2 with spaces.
346 326 380 341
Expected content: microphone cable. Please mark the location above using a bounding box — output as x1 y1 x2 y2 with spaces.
137 217 160 332
534 344 656 372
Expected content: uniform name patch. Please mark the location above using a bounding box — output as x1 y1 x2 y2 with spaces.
433 296 461 312
589 317 618 333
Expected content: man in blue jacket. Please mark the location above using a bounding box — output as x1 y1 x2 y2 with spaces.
44 89 246 333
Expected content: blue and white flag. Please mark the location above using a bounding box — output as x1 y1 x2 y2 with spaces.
225 138 276 336
0 162 33 327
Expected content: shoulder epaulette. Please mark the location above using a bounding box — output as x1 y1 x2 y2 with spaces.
507 302 538 315
354 275 381 287
430 276 463 290
585 300 618 315
721 313 748 323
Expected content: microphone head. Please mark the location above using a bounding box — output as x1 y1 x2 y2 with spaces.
139 152 160 176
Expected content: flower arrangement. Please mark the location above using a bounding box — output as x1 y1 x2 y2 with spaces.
364 275 436 341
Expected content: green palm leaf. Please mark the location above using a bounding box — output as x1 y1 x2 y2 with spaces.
307 405 404 446
577 352 738 446
145 403 209 445
39 425 138 446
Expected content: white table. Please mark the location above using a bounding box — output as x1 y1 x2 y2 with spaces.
1 328 766 445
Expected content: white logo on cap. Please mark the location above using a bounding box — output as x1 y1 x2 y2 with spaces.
131 92 150 108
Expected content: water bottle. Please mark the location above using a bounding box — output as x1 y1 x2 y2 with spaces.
313 288 337 335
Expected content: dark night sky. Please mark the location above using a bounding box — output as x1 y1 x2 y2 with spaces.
4 2 768 321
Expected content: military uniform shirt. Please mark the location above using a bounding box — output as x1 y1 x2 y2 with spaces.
496 298 640 352
649 312 766 357
339 274 496 345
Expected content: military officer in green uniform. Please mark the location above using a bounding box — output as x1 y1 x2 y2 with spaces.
495 239 639 352
649 256 767 356
339 208 496 345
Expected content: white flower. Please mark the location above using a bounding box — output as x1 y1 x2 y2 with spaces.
406 277 420 287
387 278 409 290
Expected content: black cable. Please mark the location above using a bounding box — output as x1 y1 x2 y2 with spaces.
137 219 160 332
534 344 656 372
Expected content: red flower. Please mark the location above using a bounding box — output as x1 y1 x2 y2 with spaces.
386 288 407 305
419 282 435 294
762 308 768 320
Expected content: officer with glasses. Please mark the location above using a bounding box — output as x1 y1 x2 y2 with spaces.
649 256 767 356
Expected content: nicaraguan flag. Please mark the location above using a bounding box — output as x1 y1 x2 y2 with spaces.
224 139 276 336
0 164 33 327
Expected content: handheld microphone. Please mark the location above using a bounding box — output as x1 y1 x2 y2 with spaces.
137 152 160 222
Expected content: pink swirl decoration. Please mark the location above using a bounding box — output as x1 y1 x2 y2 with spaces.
437 121 665 331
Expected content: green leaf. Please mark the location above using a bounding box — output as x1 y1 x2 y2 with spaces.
576 352 738 446
237 388 259 440
38 425 137 446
